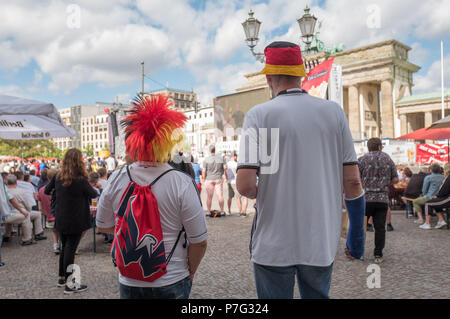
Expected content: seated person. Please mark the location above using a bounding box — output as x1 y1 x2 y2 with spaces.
7 174 46 241
15 171 38 211
413 164 444 224
1 175 34 246
421 163 450 230
402 167 428 217
37 169 59 253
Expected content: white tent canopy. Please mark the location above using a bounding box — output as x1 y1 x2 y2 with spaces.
0 94 74 140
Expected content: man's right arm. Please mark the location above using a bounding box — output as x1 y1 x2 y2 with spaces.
9 198 28 217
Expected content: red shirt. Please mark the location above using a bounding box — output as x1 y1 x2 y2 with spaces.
37 186 53 221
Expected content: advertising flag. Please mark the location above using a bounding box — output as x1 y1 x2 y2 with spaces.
301 58 335 99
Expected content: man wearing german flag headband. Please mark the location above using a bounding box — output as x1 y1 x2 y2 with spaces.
236 41 365 299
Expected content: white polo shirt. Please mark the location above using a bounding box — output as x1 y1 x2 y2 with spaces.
96 162 208 287
238 89 357 267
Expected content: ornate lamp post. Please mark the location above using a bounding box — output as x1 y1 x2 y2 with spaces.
297 6 318 54
242 6 327 62
242 10 265 63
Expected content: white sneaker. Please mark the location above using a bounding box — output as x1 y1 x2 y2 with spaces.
435 221 448 229
414 219 424 224
419 223 432 230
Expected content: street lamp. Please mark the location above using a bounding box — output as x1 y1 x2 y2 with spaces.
297 6 317 50
243 6 321 62
242 10 265 63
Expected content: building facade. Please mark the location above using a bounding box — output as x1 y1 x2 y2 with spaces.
146 88 198 110
182 105 216 155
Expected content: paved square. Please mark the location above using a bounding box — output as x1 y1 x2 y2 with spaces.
1 190 449 299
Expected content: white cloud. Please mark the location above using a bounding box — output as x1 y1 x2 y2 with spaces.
0 0 449 104
414 54 450 93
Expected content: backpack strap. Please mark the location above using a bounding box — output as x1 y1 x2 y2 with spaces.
165 227 186 265
149 169 177 187
126 165 133 181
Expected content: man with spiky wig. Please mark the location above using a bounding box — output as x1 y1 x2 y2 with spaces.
96 95 208 299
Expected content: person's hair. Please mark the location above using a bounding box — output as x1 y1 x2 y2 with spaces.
14 170 24 180
57 148 88 187
7 174 17 185
97 167 107 178
430 163 441 174
403 167 413 178
30 169 36 176
269 74 302 87
209 145 216 154
47 168 57 180
9 167 16 174
40 168 48 182
367 138 382 152
24 174 30 182
89 172 100 184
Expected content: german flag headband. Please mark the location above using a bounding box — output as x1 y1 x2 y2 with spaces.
260 41 306 77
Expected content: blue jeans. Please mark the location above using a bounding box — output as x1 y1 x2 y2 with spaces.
406 201 413 214
253 262 333 299
119 276 192 299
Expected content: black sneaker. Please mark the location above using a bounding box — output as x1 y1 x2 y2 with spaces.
64 284 88 295
35 233 47 241
21 240 35 246
2 237 9 243
387 223 394 231
366 224 374 232
57 279 66 287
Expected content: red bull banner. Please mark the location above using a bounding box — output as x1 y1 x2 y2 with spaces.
416 144 449 164
301 58 335 99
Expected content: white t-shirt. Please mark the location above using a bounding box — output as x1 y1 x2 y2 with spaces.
105 157 116 171
96 162 208 287
238 89 357 267
17 180 37 208
226 160 238 184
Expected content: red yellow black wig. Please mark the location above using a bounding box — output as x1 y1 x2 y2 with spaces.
121 94 187 163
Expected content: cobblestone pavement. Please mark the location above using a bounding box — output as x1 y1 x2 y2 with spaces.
1 189 449 299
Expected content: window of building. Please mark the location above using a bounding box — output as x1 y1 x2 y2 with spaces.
199 114 202 118
210 112 213 117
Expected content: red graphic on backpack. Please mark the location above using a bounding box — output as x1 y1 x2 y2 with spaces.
111 166 185 282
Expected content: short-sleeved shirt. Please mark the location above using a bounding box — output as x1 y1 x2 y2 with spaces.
226 160 238 185
237 89 357 267
203 155 225 180
96 162 208 288
105 157 116 171
37 186 53 220
191 163 202 184
358 151 398 204
17 180 37 208
0 183 15 220
8 187 31 213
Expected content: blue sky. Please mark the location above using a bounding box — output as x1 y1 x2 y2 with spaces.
0 0 449 109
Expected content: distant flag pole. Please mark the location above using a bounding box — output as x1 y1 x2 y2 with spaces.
441 40 445 119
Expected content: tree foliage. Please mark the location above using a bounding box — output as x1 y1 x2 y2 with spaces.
0 139 64 159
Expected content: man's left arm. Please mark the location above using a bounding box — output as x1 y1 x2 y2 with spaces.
236 111 259 199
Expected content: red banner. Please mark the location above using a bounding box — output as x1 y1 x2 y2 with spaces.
416 144 449 164
301 58 335 99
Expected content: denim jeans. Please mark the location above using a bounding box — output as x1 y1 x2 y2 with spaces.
119 276 192 299
253 262 334 299
406 201 414 214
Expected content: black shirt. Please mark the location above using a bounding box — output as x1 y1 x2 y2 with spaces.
45 175 98 234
